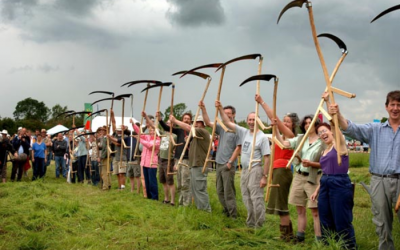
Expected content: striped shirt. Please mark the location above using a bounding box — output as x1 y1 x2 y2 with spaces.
343 120 400 175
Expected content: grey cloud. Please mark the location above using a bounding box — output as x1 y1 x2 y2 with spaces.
53 0 105 17
0 0 38 21
8 64 60 74
166 0 225 27
8 65 33 74
37 64 60 73
0 0 119 45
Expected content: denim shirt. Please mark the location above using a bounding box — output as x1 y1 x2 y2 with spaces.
343 120 400 175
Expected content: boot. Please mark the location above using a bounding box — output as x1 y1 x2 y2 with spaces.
279 225 292 242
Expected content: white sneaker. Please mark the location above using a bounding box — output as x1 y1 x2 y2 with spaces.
121 185 125 189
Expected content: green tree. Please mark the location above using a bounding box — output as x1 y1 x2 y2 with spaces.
50 104 68 120
0 117 17 134
163 103 191 121
13 98 50 122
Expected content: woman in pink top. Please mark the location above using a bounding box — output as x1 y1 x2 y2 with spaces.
131 113 161 200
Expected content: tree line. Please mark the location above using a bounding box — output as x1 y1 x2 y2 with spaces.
0 98 275 135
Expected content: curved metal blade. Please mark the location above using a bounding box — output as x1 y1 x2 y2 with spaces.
61 125 85 134
87 109 107 118
318 33 347 53
89 90 114 96
115 93 133 100
371 4 400 23
141 82 173 93
172 70 210 80
277 0 307 24
55 110 75 118
66 111 92 117
121 80 162 87
239 74 277 87
75 132 96 139
91 97 115 106
180 63 222 78
216 54 262 72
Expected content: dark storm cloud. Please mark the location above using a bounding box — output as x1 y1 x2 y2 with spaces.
166 0 225 27
0 0 38 21
0 0 118 45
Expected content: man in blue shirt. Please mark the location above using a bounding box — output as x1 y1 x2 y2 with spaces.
331 90 400 250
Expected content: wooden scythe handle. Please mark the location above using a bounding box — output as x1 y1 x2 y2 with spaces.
175 78 212 172
248 57 263 171
266 78 279 202
202 67 226 173
105 109 112 175
134 85 150 158
395 193 400 213
306 2 341 165
150 86 163 167
285 37 348 168
167 84 175 175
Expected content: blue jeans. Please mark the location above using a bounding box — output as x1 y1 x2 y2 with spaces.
46 150 52 167
55 156 67 178
318 174 356 249
143 167 158 200
91 160 100 185
33 157 45 180
77 155 90 182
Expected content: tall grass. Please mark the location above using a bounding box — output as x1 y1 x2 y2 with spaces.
0 161 399 249
349 152 369 168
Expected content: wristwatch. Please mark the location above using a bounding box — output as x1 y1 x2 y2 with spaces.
263 174 268 178
228 160 232 164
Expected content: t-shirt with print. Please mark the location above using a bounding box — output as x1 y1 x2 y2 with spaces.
235 124 270 169
188 128 210 167
159 132 177 160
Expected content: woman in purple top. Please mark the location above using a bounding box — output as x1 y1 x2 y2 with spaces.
311 121 356 249
31 133 47 180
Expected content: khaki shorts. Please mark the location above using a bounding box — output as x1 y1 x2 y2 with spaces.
127 161 141 178
159 158 174 185
289 172 321 208
113 160 127 175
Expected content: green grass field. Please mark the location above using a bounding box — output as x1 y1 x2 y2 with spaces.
0 153 399 250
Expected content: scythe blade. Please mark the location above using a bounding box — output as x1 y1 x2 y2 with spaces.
179 63 222 78
277 0 307 24
371 4 400 23
318 33 347 53
172 70 210 80
239 74 277 87
216 54 262 72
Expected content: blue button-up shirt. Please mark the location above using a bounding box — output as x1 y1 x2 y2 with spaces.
343 120 400 174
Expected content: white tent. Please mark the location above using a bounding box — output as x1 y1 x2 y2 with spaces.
91 116 140 134
47 124 69 135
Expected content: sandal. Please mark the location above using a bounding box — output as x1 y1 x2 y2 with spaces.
162 200 170 204
170 203 175 206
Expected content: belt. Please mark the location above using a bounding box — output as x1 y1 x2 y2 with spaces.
297 170 322 176
371 173 400 179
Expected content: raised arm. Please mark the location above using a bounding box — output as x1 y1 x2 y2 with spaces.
110 109 116 134
215 101 236 132
170 115 191 132
255 94 294 138
323 92 348 154
142 111 155 129
273 120 291 148
329 103 348 130
199 101 213 127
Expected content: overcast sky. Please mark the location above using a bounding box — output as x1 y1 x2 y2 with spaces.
0 0 399 125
